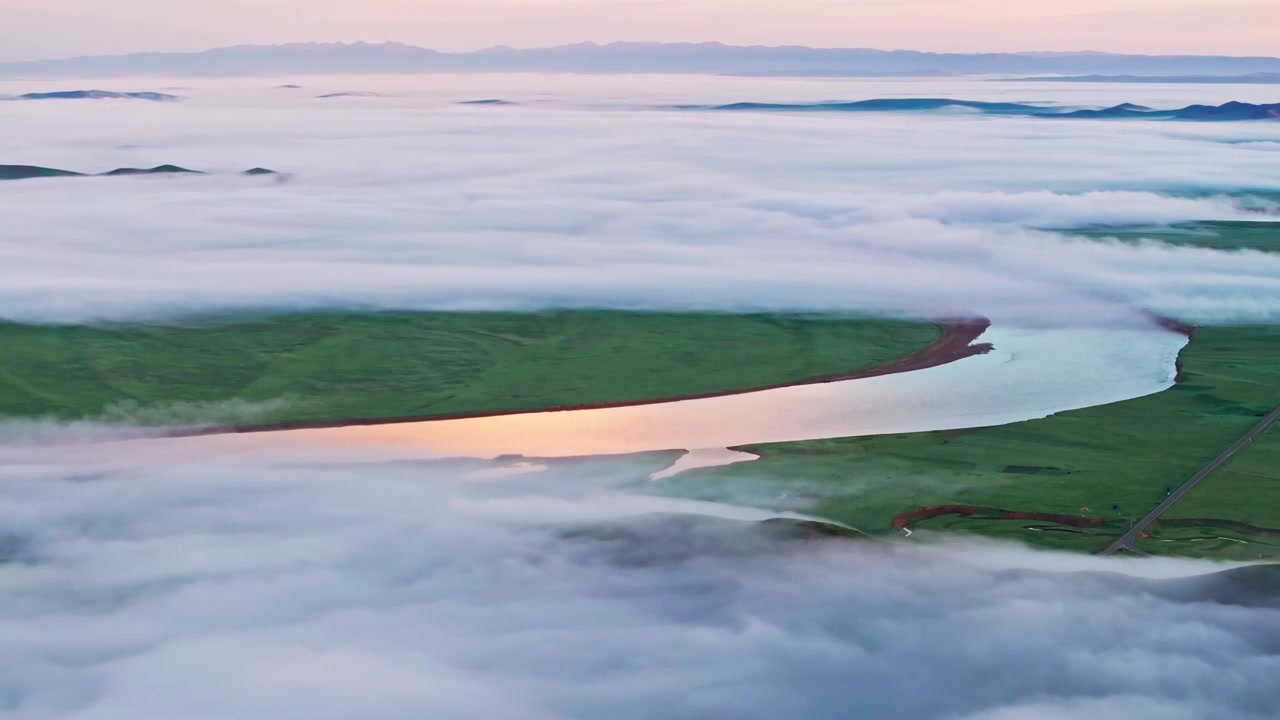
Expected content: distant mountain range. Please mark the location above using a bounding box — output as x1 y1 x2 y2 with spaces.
0 164 279 181
1002 72 1280 84
1 90 180 101
3 41 1280 78
1058 101 1280 120
702 99 1280 121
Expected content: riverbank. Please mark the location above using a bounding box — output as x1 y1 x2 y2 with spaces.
0 311 944 427
192 317 990 436
658 324 1280 558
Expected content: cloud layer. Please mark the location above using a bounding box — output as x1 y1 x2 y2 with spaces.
0 437 1276 720
3 76 1278 720
1 76 1279 325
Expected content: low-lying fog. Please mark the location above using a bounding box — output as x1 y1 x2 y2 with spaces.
0 74 1278 325
3 75 1279 719
1 438 1276 720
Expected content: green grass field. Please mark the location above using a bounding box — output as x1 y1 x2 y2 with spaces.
1138 421 1280 560
0 312 938 425
1075 220 1280 252
5 221 1278 559
659 221 1280 557
658 325 1280 555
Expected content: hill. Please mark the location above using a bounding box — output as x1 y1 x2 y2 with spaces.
2 90 180 101
0 165 279 180
0 165 86 180
704 98 1280 121
1056 101 1280 120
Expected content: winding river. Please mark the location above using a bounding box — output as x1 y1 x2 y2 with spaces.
77 320 1188 475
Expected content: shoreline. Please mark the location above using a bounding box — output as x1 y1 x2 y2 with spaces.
1150 315 1197 383
168 317 994 438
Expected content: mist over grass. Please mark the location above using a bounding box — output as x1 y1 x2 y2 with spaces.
0 434 1275 720
3 76 1279 717
0 399 291 446
1 75 1279 326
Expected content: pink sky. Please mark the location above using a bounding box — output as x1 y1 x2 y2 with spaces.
4 0 1279 61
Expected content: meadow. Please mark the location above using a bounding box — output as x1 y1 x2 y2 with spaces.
1140 421 1280 560
1078 219 1280 251
0 311 938 425
661 223 1280 558
660 324 1280 555
5 278 1279 560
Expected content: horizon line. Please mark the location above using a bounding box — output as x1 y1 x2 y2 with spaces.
7 40 1280 66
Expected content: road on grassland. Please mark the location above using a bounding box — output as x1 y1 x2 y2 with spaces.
1101 405 1280 556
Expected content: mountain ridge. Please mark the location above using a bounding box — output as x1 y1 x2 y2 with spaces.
0 164 281 181
703 98 1280 121
1 90 180 101
4 41 1280 78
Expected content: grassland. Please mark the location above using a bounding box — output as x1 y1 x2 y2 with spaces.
0 311 939 425
655 220 1280 556
658 222 1280 557
4 221 1277 559
1138 421 1280 560
1076 220 1280 252
658 325 1280 554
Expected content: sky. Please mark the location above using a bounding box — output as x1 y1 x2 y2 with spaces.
3 0 1280 62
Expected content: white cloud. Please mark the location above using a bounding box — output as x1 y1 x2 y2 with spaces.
1 76 1279 326
3 76 1277 720
0 435 1275 719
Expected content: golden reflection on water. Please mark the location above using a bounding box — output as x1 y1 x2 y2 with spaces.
193 324 1187 464
276 380 861 457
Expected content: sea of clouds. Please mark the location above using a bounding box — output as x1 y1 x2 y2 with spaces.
0 439 1277 720
3 75 1280 719
0 74 1279 325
